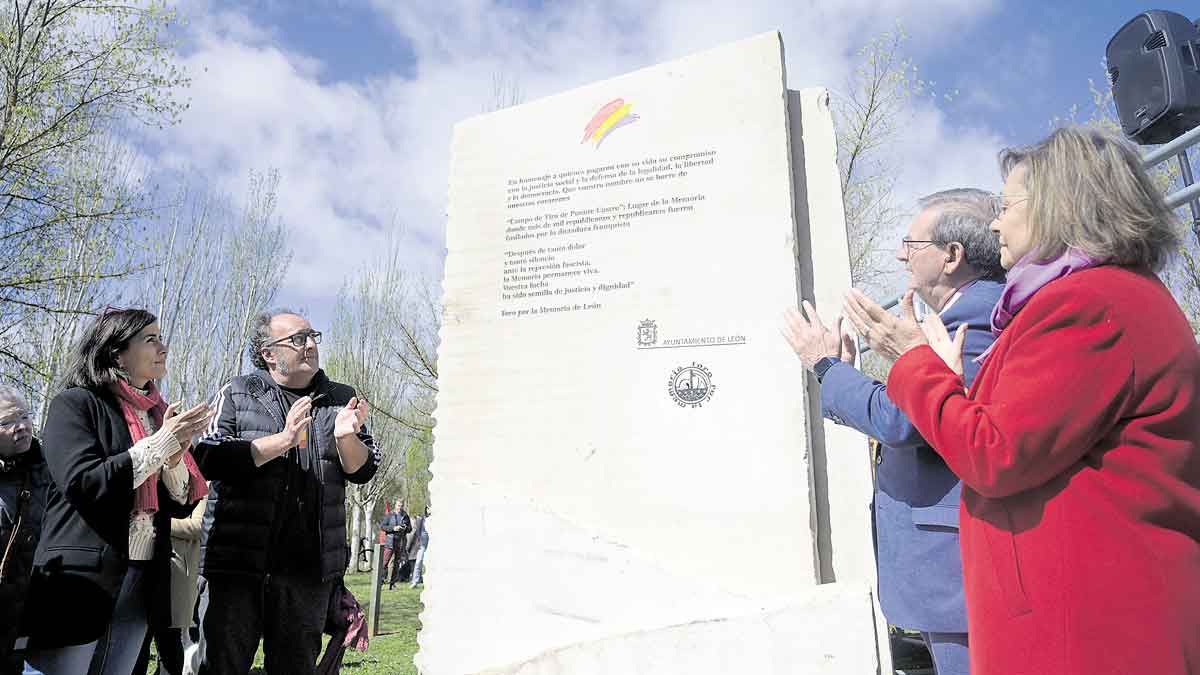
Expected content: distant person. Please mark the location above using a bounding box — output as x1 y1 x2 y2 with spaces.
21 308 210 675
407 509 429 588
192 308 379 675
134 493 208 675
783 188 1005 675
0 388 50 675
845 127 1200 674
378 505 411 589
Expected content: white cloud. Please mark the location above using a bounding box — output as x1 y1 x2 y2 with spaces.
145 0 1008 319
894 102 1006 200
146 19 433 313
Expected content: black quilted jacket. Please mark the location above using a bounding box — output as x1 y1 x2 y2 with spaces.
193 369 379 582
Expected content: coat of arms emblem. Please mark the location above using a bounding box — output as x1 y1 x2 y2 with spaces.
637 319 657 347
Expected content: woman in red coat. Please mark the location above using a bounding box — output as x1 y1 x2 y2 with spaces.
844 127 1200 675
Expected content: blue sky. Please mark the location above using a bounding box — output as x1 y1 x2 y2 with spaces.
147 1 1197 320
920 1 1196 141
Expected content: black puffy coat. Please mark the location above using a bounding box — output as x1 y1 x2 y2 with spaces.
0 440 50 670
193 370 378 582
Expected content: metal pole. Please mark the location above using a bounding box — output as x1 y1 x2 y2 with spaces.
858 296 901 354
1165 180 1200 209
1142 123 1200 167
1175 149 1200 244
368 542 384 637
1142 130 1200 246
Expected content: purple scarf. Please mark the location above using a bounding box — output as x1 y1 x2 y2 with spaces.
975 247 1106 363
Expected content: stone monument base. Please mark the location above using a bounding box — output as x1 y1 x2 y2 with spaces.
478 584 881 675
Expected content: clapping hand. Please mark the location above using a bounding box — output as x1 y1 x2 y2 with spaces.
842 290 928 362
163 402 212 446
780 301 856 369
335 397 368 440
919 312 969 378
162 402 212 466
283 396 315 446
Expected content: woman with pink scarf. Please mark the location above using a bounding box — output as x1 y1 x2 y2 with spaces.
843 127 1200 674
20 309 211 675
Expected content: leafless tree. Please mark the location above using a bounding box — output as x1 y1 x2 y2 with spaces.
832 26 935 296
137 170 292 405
2 132 148 421
830 26 944 378
0 0 187 406
325 238 439 570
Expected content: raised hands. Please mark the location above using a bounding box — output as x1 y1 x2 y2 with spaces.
335 396 368 440
161 402 212 466
781 301 856 368
284 396 315 446
842 290 928 363
162 402 213 447
919 312 969 378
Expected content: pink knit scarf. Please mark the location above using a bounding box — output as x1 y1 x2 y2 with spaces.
112 379 208 513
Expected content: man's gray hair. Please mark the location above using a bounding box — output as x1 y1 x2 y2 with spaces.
918 188 1005 280
248 307 304 371
0 386 27 410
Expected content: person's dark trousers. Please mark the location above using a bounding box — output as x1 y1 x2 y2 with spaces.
385 542 404 587
196 573 334 675
132 632 152 675
133 626 184 675
0 647 21 675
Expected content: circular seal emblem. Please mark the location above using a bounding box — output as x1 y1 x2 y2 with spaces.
668 362 715 408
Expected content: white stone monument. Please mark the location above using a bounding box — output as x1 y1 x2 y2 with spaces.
423 32 886 675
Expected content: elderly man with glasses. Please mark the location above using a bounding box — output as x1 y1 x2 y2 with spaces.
782 188 1005 675
0 388 49 675
191 309 379 675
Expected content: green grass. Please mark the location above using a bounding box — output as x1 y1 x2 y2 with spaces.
148 571 424 675
250 572 424 674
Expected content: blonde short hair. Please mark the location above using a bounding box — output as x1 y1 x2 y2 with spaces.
999 126 1179 271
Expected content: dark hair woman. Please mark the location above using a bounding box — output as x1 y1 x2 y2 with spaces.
843 126 1200 674
20 308 212 675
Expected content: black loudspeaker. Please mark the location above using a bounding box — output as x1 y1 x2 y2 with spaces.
1107 10 1200 145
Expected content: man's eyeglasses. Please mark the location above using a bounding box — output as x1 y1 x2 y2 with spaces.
266 330 322 349
901 237 943 255
0 413 32 430
989 193 1029 219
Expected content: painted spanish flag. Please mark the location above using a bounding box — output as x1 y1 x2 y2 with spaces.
582 98 639 147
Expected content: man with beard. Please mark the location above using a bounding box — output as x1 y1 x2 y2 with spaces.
0 388 50 675
193 309 380 675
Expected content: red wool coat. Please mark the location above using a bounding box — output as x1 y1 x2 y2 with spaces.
889 265 1200 675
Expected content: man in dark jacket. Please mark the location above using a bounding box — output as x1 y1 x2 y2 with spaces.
0 388 49 675
782 189 1005 675
193 309 379 675
378 506 410 589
